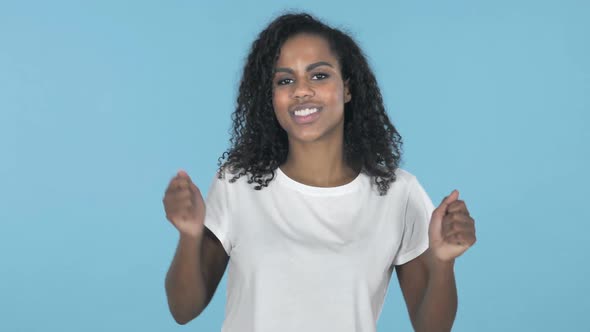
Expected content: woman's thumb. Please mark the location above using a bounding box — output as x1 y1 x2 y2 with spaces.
433 190 459 218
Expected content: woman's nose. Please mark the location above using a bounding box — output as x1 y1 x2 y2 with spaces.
292 80 315 99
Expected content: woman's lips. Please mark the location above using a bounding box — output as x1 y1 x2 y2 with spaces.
290 107 322 124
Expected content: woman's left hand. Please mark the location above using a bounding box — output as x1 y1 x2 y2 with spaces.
428 190 476 264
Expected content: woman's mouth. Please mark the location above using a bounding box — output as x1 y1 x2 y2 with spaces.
290 107 322 124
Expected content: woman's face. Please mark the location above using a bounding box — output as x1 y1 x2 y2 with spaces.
272 33 351 144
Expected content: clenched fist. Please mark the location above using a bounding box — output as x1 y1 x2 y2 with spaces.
428 190 476 263
163 169 206 237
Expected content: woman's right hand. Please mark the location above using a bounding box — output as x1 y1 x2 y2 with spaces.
163 169 205 238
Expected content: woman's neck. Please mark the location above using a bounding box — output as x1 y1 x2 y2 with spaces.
279 139 359 187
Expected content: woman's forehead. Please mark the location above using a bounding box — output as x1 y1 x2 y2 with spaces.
275 34 339 67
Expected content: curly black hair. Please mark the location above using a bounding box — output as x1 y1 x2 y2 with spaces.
216 12 403 196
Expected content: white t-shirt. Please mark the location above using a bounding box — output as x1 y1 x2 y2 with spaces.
204 166 435 332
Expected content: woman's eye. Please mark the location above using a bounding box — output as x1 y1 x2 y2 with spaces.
312 73 329 80
277 78 293 86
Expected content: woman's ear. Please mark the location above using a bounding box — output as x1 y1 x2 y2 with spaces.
344 79 352 103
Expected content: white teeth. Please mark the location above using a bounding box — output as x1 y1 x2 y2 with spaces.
294 108 319 116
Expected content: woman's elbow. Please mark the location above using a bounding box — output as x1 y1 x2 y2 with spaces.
170 309 198 325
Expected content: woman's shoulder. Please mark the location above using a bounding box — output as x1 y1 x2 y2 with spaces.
384 167 425 196
213 164 272 187
214 164 246 184
393 167 418 184
358 167 420 197
206 165 251 198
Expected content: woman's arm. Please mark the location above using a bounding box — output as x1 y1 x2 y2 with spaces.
395 250 457 332
163 170 230 324
165 227 229 325
396 190 476 332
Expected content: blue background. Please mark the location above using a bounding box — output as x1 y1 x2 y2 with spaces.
2 0 588 331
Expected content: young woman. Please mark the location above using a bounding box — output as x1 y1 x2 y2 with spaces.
163 12 476 332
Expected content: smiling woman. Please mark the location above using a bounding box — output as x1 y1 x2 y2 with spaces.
218 13 405 192
163 12 476 332
273 59 340 126
272 34 352 157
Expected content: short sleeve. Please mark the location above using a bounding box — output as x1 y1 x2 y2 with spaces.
392 176 435 266
203 170 232 256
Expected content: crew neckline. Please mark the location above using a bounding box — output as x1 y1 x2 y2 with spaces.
276 166 363 196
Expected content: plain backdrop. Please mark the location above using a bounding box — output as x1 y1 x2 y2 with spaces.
1 0 588 331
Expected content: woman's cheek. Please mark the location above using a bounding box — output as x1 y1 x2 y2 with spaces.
272 90 286 109
272 103 289 131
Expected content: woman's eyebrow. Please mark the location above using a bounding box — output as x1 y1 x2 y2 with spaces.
275 61 334 74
